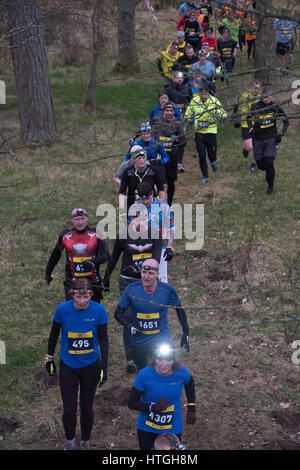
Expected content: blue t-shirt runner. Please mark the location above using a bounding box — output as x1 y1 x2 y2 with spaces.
133 365 191 434
53 300 109 368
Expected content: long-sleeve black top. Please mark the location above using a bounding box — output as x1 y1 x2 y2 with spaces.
248 100 289 140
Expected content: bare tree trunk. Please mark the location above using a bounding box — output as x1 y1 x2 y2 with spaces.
84 0 104 112
114 0 141 74
6 0 57 146
254 0 276 83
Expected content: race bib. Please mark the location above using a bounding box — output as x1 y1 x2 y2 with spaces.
68 331 93 355
259 114 274 129
132 252 152 272
146 405 174 430
137 312 160 335
73 256 93 277
197 118 209 128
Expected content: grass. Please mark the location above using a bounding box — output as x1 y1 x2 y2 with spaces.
0 4 300 451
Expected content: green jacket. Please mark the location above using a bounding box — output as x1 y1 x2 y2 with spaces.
220 18 240 43
185 95 227 134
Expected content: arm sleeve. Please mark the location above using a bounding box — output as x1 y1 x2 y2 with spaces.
94 237 110 267
277 106 289 136
128 386 149 412
119 170 129 195
103 237 123 283
97 323 109 370
114 304 131 328
45 232 66 276
184 375 195 404
175 307 189 335
47 321 62 356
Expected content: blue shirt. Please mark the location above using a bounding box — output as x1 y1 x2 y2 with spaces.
53 300 108 368
190 60 215 80
129 198 174 242
149 104 182 121
125 138 169 165
274 19 297 43
118 280 181 346
134 365 191 434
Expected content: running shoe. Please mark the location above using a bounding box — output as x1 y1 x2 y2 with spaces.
200 177 209 184
211 161 218 172
177 163 184 172
250 163 257 173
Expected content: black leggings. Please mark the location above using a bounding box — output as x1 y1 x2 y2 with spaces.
256 157 275 190
137 429 182 450
59 359 100 441
194 133 217 178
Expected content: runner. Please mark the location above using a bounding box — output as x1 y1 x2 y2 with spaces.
45 278 109 450
217 27 237 85
185 84 227 184
114 258 190 371
157 42 183 87
128 342 195 450
45 208 109 302
172 44 199 81
248 85 289 194
164 71 190 115
234 79 262 173
274 13 299 72
184 8 204 53
119 148 165 211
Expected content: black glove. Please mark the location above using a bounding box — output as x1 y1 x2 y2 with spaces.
45 273 52 285
151 397 169 413
186 405 196 425
98 368 107 388
164 246 174 262
180 332 190 352
45 356 56 376
276 134 282 144
81 259 96 270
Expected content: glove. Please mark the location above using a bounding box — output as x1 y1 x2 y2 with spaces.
129 136 137 145
186 405 196 425
276 134 282 144
180 332 190 352
151 397 169 413
45 356 56 376
164 246 174 262
81 259 96 270
98 368 107 388
45 273 52 285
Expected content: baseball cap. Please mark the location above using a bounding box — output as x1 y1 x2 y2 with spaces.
72 208 87 218
198 49 206 56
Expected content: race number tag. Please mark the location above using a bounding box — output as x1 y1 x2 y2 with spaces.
146 405 174 430
137 312 160 335
68 331 93 354
73 256 93 277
